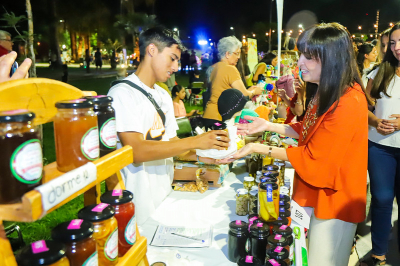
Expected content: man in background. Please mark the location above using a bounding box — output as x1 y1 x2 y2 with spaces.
0 30 13 57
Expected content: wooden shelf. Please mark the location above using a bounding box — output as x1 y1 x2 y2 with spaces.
118 235 148 266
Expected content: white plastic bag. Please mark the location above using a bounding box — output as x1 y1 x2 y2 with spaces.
196 126 238 159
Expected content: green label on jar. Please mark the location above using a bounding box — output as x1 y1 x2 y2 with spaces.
81 127 99 160
100 118 117 149
125 215 136 245
83 251 98 266
104 228 118 261
10 139 43 184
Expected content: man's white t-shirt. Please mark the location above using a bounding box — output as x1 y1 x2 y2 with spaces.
108 73 178 225
368 67 400 148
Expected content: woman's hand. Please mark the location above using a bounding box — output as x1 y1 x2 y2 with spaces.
381 114 400 132
277 89 287 99
249 85 263 96
376 119 395 135
294 78 305 96
217 143 260 164
235 115 270 135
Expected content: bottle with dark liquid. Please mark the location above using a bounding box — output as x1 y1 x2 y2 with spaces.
0 110 43 204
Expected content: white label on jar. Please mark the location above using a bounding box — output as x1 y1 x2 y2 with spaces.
11 139 43 184
83 251 98 266
125 215 136 245
81 127 99 160
105 228 118 261
100 118 117 148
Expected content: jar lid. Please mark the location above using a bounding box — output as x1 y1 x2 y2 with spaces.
274 160 286 167
78 203 115 222
270 216 289 226
16 240 66 266
262 165 279 171
51 219 94 242
210 122 227 130
267 245 289 260
55 99 94 109
248 214 258 223
237 255 263 266
249 190 258 196
237 188 249 195
272 224 293 236
251 185 258 190
0 109 35 123
84 95 113 106
279 194 290 202
262 171 279 178
229 220 248 231
244 176 255 182
279 208 291 218
256 171 262 176
100 189 134 205
260 182 278 190
265 259 288 266
260 176 278 183
267 234 288 246
250 223 270 236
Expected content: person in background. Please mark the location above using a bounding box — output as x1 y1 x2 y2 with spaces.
362 22 400 266
203 36 263 128
192 69 201 82
0 51 31 83
357 43 378 87
85 49 91 73
251 52 278 84
278 77 308 123
171 85 197 117
0 30 13 57
377 28 391 62
94 48 102 73
353 37 365 53
225 22 370 266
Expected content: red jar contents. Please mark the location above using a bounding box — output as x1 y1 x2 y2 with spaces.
100 189 136 256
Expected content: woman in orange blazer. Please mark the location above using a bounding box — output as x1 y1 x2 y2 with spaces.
226 23 370 266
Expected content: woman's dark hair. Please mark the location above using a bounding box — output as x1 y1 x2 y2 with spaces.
171 84 184 98
357 43 375 73
260 52 277 65
297 22 368 116
370 22 400 99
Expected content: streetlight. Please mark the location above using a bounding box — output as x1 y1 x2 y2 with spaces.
374 24 377 28
358 26 362 30
230 27 234 30
298 24 303 28
253 34 256 37
266 32 269 36
272 30 275 33
390 22 394 27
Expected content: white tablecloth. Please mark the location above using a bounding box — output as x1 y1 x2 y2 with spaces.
139 161 295 266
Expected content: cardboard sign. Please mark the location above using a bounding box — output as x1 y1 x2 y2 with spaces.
35 163 97 212
290 200 312 229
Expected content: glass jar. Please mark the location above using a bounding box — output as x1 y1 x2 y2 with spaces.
210 122 227 131
280 194 290 203
84 96 117 157
272 225 294 260
54 99 99 172
101 189 136 256
279 207 291 218
262 156 274 166
237 255 263 266
16 240 70 266
274 160 286 178
266 246 290 265
236 188 249 216
260 175 278 184
279 200 290 210
78 203 119 265
249 189 258 214
228 220 249 262
0 110 43 204
249 223 270 263
266 234 289 253
51 219 97 266
255 171 262 185
243 176 255 191
258 182 279 222
262 165 279 172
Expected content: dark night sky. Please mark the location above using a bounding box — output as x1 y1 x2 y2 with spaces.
1 0 399 41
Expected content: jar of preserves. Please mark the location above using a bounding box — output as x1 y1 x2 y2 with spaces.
0 110 43 204
266 246 290 265
84 96 117 157
262 156 274 166
266 234 289 253
249 223 270 262
237 255 263 266
265 258 288 266
78 203 119 265
279 200 290 210
260 175 278 184
54 99 99 172
272 225 294 260
274 160 286 178
279 207 291 218
243 176 255 191
100 189 136 256
51 219 97 266
236 189 249 216
258 182 279 222
249 189 258 213
280 194 290 203
262 165 279 172
228 220 249 262
16 240 70 266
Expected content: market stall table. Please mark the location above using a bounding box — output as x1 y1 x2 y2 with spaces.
139 160 295 266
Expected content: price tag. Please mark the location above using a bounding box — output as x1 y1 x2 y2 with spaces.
290 200 312 229
35 163 97 212
175 163 183 170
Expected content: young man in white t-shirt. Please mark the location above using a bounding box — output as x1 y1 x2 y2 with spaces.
108 27 229 225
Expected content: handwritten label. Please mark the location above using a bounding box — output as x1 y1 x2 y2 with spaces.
92 203 109 212
291 200 312 229
274 246 284 252
274 234 282 240
112 189 122 196
31 240 49 254
67 219 83 230
35 163 97 212
245 256 253 263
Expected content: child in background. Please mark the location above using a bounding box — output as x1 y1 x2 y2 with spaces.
172 85 198 117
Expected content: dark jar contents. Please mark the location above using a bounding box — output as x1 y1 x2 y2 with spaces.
84 96 117 157
279 194 290 203
266 246 290 265
228 220 249 262
249 223 270 263
51 219 97 266
279 201 290 210
266 234 289 253
100 189 136 256
272 225 294 260
0 110 43 204
237 255 263 266
54 99 99 172
16 240 70 266
265 258 288 266
279 207 291 218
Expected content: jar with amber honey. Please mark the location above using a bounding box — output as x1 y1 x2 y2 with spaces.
78 203 118 265
0 110 43 204
54 99 99 172
101 189 136 257
16 240 70 266
52 219 97 266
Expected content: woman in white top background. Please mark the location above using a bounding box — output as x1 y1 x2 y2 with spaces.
358 43 378 87
364 22 400 266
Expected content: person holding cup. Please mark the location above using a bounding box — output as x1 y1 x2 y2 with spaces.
222 22 370 266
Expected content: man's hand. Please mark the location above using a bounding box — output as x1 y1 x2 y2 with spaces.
235 115 270 135
0 51 32 83
194 130 230 150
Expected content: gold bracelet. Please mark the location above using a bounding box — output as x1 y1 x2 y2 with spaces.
268 146 272 158
295 100 303 105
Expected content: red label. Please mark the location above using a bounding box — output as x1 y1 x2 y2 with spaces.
31 240 49 254
245 256 253 263
67 219 83 230
112 189 122 196
235 220 242 225
274 246 284 252
92 203 109 212
274 234 282 240
279 225 288 230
